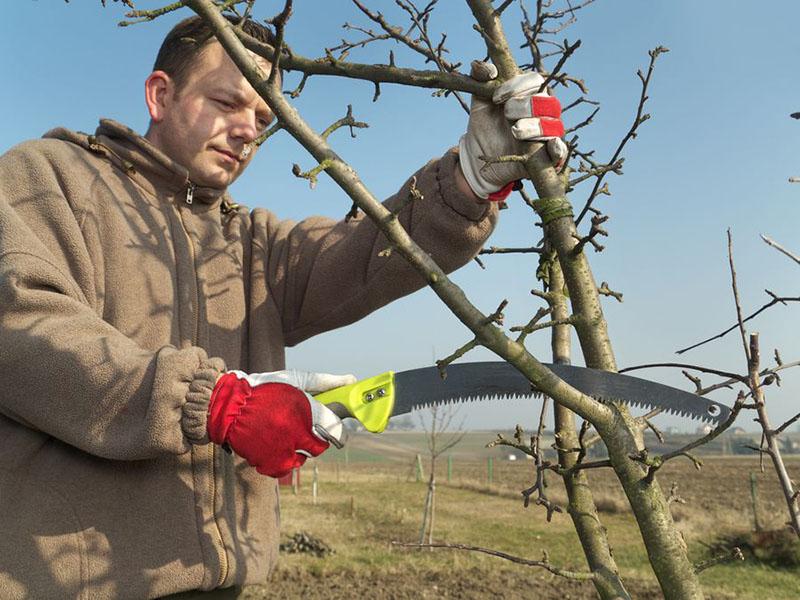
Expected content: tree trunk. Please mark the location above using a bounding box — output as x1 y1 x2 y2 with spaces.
419 476 433 546
428 473 437 547
550 261 631 600
747 333 800 536
466 2 705 596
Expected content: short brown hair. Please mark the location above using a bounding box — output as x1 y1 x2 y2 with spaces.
153 15 278 91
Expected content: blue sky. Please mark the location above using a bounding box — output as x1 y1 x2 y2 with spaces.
3 1 799 432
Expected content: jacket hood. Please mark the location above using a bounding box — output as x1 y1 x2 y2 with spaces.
44 119 228 207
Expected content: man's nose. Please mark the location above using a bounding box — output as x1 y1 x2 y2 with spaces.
230 110 259 143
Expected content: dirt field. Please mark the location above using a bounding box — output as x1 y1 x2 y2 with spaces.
239 446 800 599
248 567 670 599
474 455 800 535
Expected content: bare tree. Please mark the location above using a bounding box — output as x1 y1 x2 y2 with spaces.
621 228 800 539
417 404 466 546
634 231 800 537
111 1 771 597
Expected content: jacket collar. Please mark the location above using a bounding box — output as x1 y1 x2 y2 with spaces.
47 119 229 208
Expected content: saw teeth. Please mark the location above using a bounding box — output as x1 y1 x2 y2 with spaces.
401 386 723 425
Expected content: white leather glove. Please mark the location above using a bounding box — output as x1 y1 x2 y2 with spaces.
459 61 568 200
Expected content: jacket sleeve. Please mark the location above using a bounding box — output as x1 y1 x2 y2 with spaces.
0 142 222 460
252 149 499 347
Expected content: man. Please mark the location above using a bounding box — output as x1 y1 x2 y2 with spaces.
0 14 563 600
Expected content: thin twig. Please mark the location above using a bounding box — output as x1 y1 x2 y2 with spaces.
349 0 469 112
775 411 800 436
696 360 800 396
761 234 800 266
320 104 369 139
391 541 595 581
694 547 744 574
618 362 746 383
728 229 751 363
650 392 747 476
574 46 669 225
266 0 293 83
479 245 544 256
119 1 189 26
676 292 800 355
436 339 479 378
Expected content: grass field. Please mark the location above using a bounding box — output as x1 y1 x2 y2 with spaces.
244 432 800 599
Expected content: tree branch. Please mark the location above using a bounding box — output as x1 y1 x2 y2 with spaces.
574 46 669 225
231 16 491 97
677 289 800 355
391 541 595 581
694 547 744 574
761 233 800 266
618 362 746 383
479 245 544 256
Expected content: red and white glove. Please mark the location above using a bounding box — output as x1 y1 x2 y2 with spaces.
207 369 356 478
459 61 568 201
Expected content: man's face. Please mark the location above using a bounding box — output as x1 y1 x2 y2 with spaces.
147 42 276 189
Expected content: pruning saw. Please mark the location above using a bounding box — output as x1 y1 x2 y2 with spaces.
314 362 730 433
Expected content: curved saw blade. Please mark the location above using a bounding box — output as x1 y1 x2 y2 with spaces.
392 362 730 425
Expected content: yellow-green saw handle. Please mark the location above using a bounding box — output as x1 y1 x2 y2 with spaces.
313 371 395 433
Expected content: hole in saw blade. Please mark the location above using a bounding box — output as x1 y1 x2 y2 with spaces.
707 404 721 417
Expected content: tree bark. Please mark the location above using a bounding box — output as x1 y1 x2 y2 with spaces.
747 333 800 536
466 1 705 597
550 261 631 600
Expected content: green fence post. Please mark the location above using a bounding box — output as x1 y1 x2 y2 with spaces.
447 454 452 483
487 457 493 486
415 454 424 482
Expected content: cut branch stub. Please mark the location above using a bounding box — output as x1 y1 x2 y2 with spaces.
321 105 369 140
598 282 623 303
291 158 334 189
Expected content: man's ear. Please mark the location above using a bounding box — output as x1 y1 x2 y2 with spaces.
144 71 173 122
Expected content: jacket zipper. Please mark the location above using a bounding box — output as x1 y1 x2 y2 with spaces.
209 445 229 587
179 189 228 587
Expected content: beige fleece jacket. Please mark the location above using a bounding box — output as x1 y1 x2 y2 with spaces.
0 119 497 599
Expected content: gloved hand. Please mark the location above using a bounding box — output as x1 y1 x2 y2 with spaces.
459 61 568 201
207 369 356 478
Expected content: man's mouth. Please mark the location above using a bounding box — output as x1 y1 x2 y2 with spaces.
212 147 241 164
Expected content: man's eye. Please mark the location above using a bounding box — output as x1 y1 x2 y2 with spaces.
214 98 234 110
257 118 270 131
